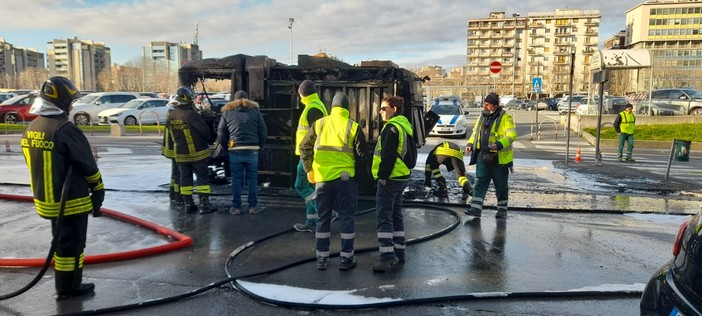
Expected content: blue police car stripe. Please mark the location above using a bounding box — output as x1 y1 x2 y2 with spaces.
449 115 458 124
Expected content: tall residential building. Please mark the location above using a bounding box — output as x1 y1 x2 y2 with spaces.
625 0 702 89
466 9 600 97
46 38 111 91
142 41 201 88
0 38 45 86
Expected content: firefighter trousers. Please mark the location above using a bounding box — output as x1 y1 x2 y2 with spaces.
314 178 357 260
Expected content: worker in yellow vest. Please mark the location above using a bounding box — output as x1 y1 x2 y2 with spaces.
293 80 329 232
613 103 636 162
299 92 368 271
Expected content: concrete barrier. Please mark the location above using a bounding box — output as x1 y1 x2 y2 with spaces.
561 113 702 129
110 123 125 136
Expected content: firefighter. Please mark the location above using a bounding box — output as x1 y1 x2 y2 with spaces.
21 76 104 300
166 86 216 214
293 80 328 232
162 100 182 206
424 141 473 197
464 92 517 219
299 92 368 270
372 96 414 273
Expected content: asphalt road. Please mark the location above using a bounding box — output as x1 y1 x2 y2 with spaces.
0 120 700 316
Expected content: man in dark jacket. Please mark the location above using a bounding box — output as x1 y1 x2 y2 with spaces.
217 90 267 215
167 86 215 214
21 76 104 300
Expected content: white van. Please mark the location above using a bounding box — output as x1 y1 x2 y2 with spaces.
69 92 139 125
499 95 516 106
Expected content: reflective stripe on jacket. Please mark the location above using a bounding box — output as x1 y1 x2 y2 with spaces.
372 115 413 180
312 107 358 182
619 111 635 134
21 116 103 218
166 105 212 163
296 93 328 156
435 141 464 159
467 110 517 165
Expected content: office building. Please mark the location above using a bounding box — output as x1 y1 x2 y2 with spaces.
625 0 702 89
46 37 111 91
0 38 45 87
142 41 201 90
466 9 601 97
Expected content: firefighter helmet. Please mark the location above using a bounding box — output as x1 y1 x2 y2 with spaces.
40 76 79 111
174 86 195 106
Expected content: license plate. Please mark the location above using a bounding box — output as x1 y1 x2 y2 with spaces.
441 127 452 132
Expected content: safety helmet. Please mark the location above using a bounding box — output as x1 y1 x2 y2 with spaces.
174 86 195 106
40 76 79 111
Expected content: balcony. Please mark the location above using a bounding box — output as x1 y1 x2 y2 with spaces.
553 60 569 65
585 30 599 37
554 50 571 56
530 42 544 47
528 49 539 55
554 42 572 46
582 49 595 55
468 33 480 39
585 41 598 46
554 32 571 37
479 24 490 29
585 21 599 27
529 33 544 38
529 22 544 28
528 61 540 66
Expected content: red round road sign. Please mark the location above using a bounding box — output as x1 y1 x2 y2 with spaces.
489 61 502 74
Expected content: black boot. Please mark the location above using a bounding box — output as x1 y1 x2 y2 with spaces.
182 195 198 213
55 271 94 301
198 194 216 214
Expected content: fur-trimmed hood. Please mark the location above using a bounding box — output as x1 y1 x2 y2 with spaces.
221 99 259 112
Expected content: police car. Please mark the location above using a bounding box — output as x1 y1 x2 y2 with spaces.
428 96 470 138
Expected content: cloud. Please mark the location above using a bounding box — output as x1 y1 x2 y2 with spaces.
2 0 631 70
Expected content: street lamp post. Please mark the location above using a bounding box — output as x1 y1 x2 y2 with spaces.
288 18 294 65
512 13 520 97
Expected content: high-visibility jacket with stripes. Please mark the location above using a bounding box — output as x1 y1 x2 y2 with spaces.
21 116 103 218
467 110 517 165
311 107 358 182
372 115 413 180
435 141 464 159
618 111 635 134
296 93 328 156
166 105 212 163
161 108 176 159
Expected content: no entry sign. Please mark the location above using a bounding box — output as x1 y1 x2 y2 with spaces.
489 61 502 74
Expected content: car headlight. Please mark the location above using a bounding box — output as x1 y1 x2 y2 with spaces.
109 113 122 117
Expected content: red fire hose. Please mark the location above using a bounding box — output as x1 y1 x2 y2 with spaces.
0 193 193 267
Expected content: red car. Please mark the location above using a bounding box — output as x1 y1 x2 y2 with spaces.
0 93 38 124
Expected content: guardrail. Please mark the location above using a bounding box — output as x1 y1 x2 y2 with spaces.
138 111 162 136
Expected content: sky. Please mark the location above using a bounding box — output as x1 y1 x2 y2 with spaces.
1 0 639 70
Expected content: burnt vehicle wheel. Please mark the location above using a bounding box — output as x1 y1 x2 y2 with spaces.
4 113 18 124
74 113 90 125
124 116 138 126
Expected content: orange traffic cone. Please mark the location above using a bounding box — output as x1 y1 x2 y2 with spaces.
575 145 582 163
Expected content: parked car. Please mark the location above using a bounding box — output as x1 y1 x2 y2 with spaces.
0 92 17 103
648 88 702 115
428 97 470 138
557 95 587 114
636 102 688 116
640 210 702 315
525 99 549 111
499 94 516 107
0 93 38 124
505 99 526 110
97 98 169 126
540 98 559 111
69 92 140 125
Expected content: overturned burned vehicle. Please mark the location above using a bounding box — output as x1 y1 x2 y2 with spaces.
178 54 434 193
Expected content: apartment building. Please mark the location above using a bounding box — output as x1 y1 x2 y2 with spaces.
0 38 45 87
466 9 600 97
142 41 201 83
46 38 111 91
625 0 702 89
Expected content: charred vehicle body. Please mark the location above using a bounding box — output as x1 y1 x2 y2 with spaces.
178 54 436 194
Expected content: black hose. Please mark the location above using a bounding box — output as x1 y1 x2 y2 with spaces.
0 166 73 301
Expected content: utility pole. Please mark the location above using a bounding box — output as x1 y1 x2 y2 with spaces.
288 18 294 65
512 13 520 97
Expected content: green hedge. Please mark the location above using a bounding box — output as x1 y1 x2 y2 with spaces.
584 123 702 142
0 123 165 134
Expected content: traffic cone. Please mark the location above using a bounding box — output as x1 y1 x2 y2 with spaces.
575 145 582 163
